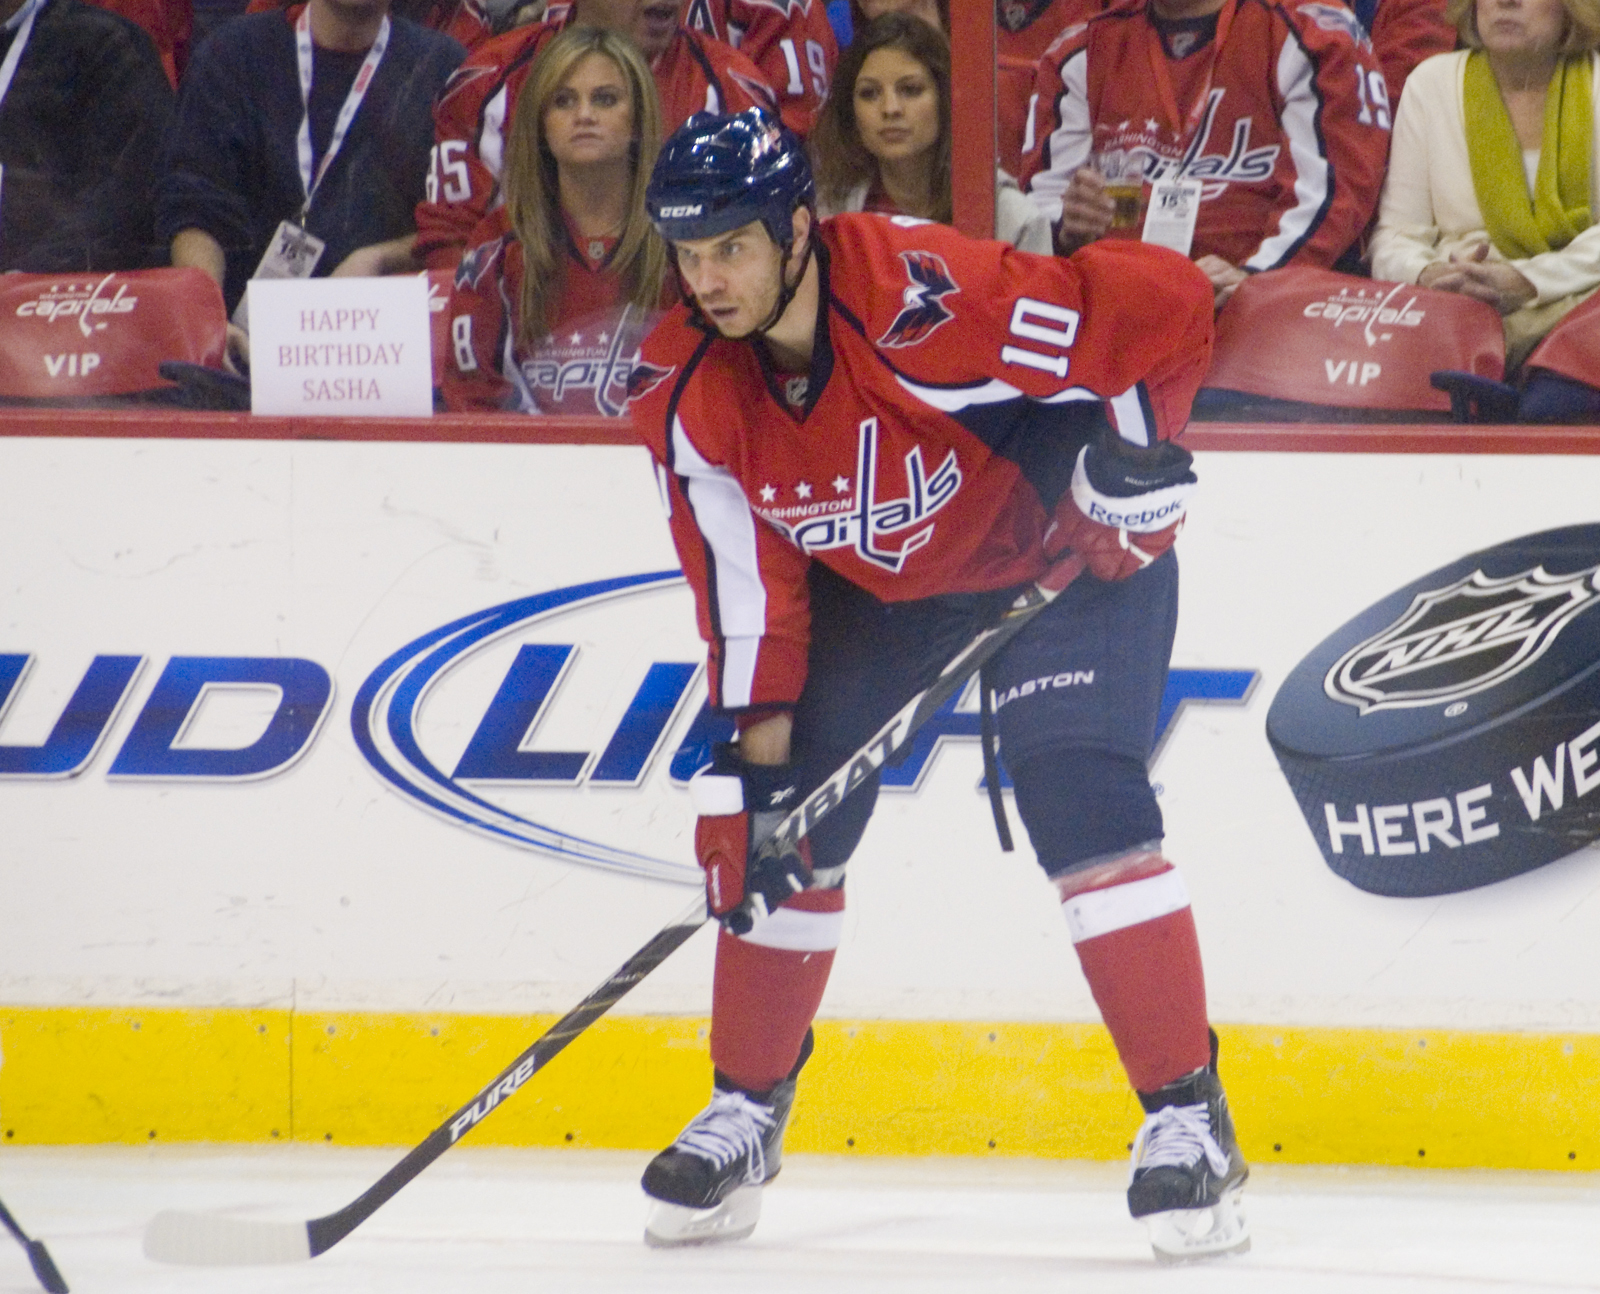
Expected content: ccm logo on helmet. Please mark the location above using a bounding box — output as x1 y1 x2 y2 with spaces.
659 204 704 218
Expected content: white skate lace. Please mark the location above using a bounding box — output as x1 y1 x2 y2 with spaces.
672 1090 777 1181
1130 1101 1231 1182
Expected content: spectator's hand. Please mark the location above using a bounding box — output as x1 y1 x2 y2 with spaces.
1419 244 1536 315
1056 167 1114 254
1195 255 1248 309
330 245 392 278
224 323 250 376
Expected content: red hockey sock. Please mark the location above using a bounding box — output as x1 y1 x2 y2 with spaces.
710 886 844 1092
1057 853 1211 1094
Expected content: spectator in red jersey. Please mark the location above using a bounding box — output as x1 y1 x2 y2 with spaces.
812 12 1050 249
416 0 777 269
0 0 174 271
442 24 672 412
672 0 839 135
1363 0 1455 100
1024 0 1393 307
1372 0 1600 370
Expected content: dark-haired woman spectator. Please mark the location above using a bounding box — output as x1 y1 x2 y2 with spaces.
442 24 670 414
1372 0 1600 370
812 12 1049 250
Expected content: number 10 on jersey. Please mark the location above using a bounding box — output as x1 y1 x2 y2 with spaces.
1002 298 1080 380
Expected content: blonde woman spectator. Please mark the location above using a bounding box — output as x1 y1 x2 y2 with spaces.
812 12 1050 250
1372 0 1600 369
442 25 670 413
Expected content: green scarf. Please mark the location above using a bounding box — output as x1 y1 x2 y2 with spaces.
1465 50 1593 259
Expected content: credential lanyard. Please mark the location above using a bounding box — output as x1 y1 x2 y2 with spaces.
1142 0 1236 159
0 0 47 117
294 5 390 222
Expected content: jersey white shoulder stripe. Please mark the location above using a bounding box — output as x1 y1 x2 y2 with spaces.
1028 47 1092 219
1249 35 1330 270
671 414 768 708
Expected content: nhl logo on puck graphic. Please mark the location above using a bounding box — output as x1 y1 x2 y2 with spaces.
1267 524 1600 897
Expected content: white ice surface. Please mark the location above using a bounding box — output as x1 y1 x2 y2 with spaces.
0 1145 1597 1293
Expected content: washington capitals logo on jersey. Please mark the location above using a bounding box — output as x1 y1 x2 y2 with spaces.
1296 2 1373 48
878 251 959 349
627 360 677 403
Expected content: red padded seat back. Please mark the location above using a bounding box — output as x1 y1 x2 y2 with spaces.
1524 291 1600 386
1204 268 1505 413
0 269 225 399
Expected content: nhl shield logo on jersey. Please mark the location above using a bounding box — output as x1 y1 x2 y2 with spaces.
1324 563 1600 715
878 250 960 349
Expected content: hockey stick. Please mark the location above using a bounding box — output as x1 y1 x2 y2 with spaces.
0 1196 69 1294
144 554 1085 1266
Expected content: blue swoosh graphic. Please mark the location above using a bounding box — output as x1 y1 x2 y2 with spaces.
351 571 699 884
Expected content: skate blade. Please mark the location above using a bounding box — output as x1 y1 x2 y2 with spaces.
1146 1186 1249 1264
644 1185 762 1248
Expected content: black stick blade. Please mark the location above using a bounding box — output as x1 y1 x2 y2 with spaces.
25 1239 68 1294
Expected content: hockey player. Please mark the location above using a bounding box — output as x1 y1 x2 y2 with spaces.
628 107 1249 1262
415 0 778 269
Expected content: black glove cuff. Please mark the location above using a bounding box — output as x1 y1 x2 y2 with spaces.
1083 432 1197 498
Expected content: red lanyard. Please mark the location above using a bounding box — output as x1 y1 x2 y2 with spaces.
1142 0 1237 152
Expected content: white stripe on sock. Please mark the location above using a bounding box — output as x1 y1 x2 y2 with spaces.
1062 869 1189 943
738 906 844 952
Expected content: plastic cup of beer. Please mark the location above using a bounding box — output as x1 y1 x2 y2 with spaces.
1094 153 1143 230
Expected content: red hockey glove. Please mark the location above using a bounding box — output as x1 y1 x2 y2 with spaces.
689 742 812 935
1045 432 1198 581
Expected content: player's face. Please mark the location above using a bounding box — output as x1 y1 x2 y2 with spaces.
543 53 635 170
852 47 940 169
577 0 682 60
1476 0 1568 59
673 221 788 339
856 0 943 31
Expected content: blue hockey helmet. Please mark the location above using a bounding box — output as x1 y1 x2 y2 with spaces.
646 108 815 249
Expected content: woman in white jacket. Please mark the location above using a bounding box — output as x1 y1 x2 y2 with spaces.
1371 0 1600 370
810 11 1051 251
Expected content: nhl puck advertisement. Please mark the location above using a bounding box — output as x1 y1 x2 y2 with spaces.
1268 525 1600 897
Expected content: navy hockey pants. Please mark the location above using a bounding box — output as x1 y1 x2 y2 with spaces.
786 551 1179 879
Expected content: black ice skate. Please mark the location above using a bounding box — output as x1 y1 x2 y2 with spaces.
1127 1031 1250 1263
641 1035 809 1247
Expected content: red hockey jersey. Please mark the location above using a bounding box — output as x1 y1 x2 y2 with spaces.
416 16 777 268
629 214 1213 713
1023 0 1392 271
441 208 669 415
679 0 838 136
